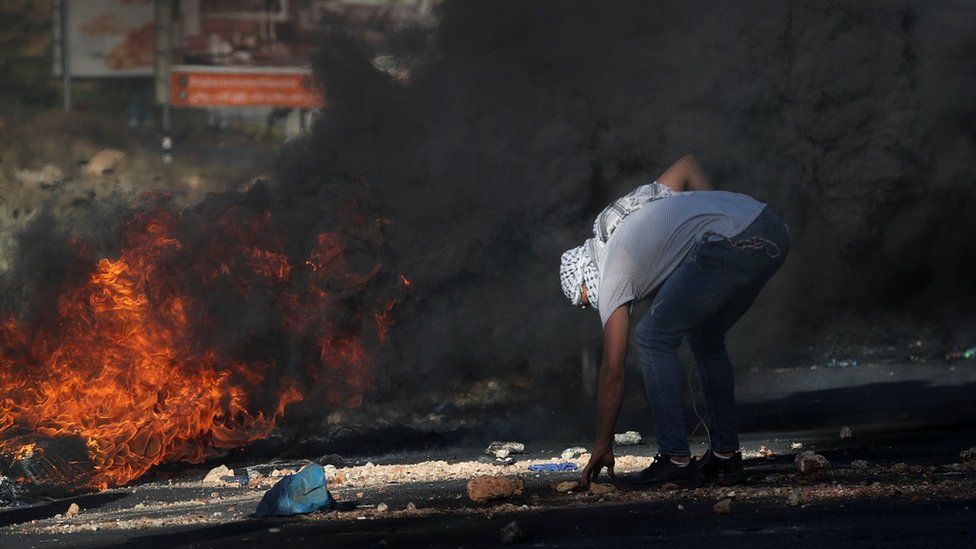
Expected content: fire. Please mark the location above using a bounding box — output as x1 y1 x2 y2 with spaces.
0 194 400 488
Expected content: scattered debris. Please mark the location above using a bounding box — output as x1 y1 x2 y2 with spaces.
255 463 333 517
500 520 522 544
960 447 976 463
713 498 732 514
554 481 578 493
787 491 804 507
790 442 803 450
466 475 524 503
527 462 578 472
614 431 642 445
270 468 297 478
65 503 80 518
83 148 125 175
203 465 234 485
840 426 853 439
946 347 976 361
485 442 525 456
561 447 588 460
795 451 830 475
589 483 615 495
375 502 389 512
851 460 870 469
661 482 680 492
757 446 775 458
677 504 685 511
825 358 859 368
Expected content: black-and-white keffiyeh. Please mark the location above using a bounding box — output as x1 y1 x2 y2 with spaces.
559 240 601 308
560 181 672 309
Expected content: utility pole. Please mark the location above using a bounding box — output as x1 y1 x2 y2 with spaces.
154 0 175 160
53 0 71 111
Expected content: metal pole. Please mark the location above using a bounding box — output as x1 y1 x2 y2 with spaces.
154 0 175 162
154 0 174 132
56 0 71 111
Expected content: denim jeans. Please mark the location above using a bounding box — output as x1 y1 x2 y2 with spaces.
634 207 789 456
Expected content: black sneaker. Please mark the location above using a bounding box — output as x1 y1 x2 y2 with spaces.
697 450 745 485
615 455 702 488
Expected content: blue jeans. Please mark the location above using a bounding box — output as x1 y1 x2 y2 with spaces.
635 207 789 456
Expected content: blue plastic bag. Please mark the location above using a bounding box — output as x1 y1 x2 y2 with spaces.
528 462 579 472
255 463 333 517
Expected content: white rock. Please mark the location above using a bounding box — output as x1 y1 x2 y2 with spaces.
203 464 234 485
485 442 525 455
614 431 642 445
787 491 804 507
65 502 80 518
561 447 587 460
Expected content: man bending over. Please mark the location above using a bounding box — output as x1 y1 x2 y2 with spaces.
559 154 789 488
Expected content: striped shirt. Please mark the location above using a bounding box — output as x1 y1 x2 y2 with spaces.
595 190 766 326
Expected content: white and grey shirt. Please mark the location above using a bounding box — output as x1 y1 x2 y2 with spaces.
594 190 766 326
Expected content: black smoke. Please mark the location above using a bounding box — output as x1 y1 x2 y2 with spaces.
276 0 976 406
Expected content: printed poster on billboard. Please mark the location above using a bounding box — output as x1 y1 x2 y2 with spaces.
66 0 155 77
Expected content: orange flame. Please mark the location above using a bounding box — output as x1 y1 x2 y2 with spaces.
0 198 400 488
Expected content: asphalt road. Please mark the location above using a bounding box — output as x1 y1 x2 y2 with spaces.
2 426 974 548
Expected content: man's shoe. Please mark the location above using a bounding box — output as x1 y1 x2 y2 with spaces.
697 450 745 485
615 455 702 488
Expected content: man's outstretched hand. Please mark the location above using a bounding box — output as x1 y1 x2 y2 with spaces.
580 445 615 488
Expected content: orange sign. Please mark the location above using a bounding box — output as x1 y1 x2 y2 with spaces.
170 67 323 107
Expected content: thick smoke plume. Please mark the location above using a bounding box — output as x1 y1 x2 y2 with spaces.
290 0 976 397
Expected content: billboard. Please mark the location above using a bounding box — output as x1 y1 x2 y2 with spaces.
65 0 155 77
170 65 323 108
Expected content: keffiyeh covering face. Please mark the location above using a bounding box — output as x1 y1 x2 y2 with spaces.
559 240 600 308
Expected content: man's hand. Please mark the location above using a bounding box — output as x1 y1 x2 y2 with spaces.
580 445 615 487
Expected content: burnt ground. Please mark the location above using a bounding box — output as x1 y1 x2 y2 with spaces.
1 360 975 548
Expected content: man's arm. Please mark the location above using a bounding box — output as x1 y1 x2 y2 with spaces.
656 154 714 192
580 304 630 486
